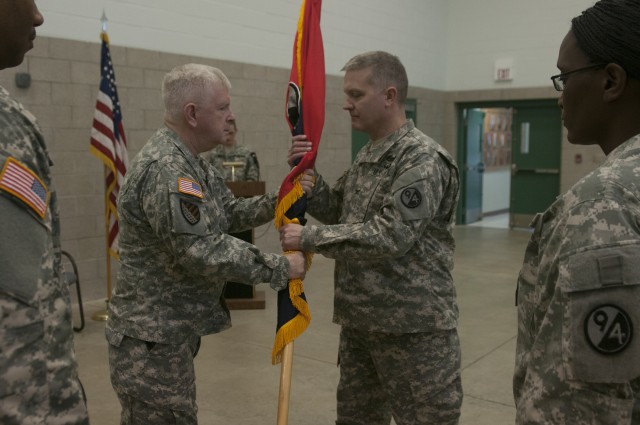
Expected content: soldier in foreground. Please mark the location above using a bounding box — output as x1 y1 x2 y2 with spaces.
0 0 90 423
514 0 640 423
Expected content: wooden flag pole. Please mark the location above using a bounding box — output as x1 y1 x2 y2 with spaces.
277 342 295 425
92 165 111 321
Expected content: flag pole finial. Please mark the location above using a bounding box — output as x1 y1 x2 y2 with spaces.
101 10 108 32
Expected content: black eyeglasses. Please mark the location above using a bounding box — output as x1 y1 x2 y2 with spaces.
550 63 607 91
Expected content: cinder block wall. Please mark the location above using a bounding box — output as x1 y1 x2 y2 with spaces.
0 36 449 302
1 36 598 302
0 36 347 301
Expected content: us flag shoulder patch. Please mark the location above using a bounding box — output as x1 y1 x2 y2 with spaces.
178 177 203 198
0 157 49 219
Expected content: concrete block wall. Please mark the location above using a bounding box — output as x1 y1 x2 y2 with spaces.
2 36 599 302
0 36 349 301
0 36 444 302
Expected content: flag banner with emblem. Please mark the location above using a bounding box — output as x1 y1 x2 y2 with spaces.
0 157 49 219
272 0 325 365
90 31 128 259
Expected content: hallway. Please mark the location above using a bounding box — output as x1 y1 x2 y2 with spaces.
73 225 531 424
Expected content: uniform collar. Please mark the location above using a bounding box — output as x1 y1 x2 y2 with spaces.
160 126 208 180
355 119 414 164
604 133 640 163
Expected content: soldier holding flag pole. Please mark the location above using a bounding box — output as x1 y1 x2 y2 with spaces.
283 51 463 424
105 63 306 424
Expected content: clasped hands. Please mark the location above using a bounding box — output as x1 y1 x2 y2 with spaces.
282 134 315 280
281 223 305 279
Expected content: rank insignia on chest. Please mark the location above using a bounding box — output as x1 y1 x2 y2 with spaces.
178 177 203 198
0 157 49 219
180 199 201 225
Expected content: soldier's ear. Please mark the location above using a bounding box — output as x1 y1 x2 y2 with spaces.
384 87 398 105
602 63 626 103
184 103 198 127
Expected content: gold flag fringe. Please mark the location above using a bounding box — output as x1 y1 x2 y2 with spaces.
271 277 311 365
272 178 313 364
274 180 305 229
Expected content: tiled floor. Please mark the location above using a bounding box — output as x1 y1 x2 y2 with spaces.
467 212 510 229
73 224 531 424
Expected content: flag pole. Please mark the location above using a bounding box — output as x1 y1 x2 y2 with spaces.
92 165 111 321
92 11 111 321
277 342 295 425
273 1 324 422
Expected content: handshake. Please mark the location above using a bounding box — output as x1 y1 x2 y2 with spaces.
281 223 306 280
281 139 315 280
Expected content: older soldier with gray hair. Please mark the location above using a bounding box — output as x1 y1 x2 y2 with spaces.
514 0 640 423
106 63 306 424
0 1 90 424
282 51 462 424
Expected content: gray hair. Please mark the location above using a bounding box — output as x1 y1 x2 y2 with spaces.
341 51 408 103
162 63 231 120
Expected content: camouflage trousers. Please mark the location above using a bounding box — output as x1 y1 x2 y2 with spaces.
107 329 201 424
336 328 462 425
0 293 90 425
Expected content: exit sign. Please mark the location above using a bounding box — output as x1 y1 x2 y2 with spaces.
494 59 514 82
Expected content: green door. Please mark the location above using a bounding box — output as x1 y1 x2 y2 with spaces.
455 99 561 227
510 101 562 227
351 99 417 161
461 109 485 224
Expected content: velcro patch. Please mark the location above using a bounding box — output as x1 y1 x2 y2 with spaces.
180 199 201 225
178 177 203 198
0 157 49 218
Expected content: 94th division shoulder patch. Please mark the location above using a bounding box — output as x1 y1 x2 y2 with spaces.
584 304 633 355
0 157 49 219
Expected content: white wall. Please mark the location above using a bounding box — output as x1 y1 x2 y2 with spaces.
445 0 596 90
482 169 511 214
37 1 602 92
37 0 448 89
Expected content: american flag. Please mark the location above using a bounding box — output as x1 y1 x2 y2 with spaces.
0 157 49 219
90 31 128 259
178 177 203 198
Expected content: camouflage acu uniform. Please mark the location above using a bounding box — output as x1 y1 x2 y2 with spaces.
514 134 640 424
302 120 462 424
0 86 89 424
106 126 288 423
202 144 259 181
